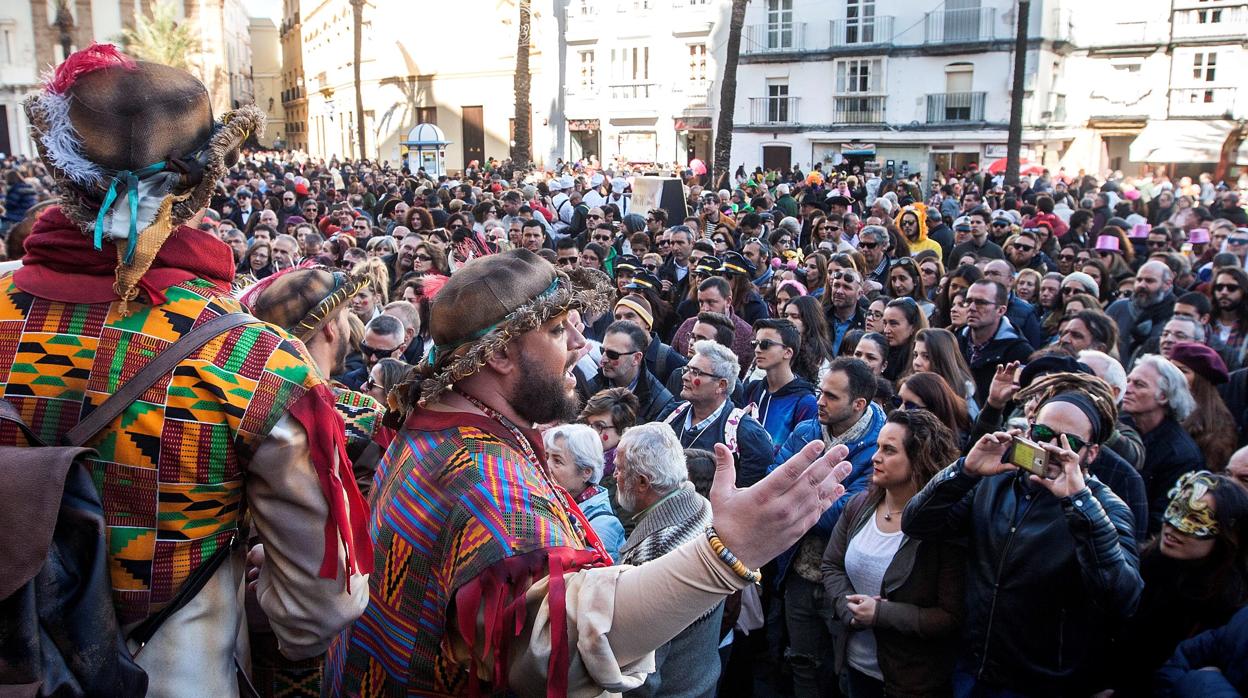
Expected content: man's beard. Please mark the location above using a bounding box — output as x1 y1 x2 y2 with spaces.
510 359 579 425
1218 296 1239 310
332 331 350 376
616 478 638 513
1133 288 1165 309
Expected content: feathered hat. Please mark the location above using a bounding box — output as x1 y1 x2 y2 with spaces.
24 44 264 313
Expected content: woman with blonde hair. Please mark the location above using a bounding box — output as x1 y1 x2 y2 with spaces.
351 257 392 306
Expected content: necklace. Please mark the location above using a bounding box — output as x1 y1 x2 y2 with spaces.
882 508 903 522
452 387 611 560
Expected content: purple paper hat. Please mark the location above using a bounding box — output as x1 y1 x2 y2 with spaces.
1129 223 1151 239
1189 228 1210 244
1095 235 1121 252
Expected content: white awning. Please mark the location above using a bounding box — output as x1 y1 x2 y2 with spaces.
1129 119 1243 164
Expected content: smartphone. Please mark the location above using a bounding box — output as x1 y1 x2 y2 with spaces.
1007 435 1060 479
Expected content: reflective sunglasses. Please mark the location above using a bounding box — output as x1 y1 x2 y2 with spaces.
1029 423 1087 453
749 339 785 351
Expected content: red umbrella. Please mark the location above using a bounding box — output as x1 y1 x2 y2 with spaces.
987 157 1044 176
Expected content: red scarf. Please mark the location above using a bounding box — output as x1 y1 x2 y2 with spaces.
14 206 235 304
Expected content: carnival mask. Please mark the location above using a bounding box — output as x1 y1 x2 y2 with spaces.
1163 471 1220 539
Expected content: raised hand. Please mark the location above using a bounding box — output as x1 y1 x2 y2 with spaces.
986 360 1022 409
963 429 1022 477
1028 433 1087 499
709 440 853 570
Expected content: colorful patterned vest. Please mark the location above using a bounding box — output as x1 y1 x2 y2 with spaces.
325 410 607 696
0 275 325 625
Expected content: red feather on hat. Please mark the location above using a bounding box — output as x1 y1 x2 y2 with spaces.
47 43 136 94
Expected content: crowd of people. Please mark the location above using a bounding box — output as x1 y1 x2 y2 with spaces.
4 45 1248 698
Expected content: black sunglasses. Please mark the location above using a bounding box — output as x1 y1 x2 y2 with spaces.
602 348 640 361
359 341 401 360
750 339 785 351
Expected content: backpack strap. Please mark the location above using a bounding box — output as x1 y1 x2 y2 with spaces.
723 406 750 455
64 312 258 448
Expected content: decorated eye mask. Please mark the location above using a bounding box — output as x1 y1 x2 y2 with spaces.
1163 471 1220 539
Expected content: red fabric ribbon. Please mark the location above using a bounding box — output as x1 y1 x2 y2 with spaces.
13 206 235 304
288 383 374 582
454 547 605 698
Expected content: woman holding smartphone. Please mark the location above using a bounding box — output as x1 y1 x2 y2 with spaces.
823 409 965 697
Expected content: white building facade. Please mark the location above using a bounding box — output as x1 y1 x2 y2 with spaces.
1062 0 1248 178
730 0 1076 181
558 0 731 169
730 0 1247 181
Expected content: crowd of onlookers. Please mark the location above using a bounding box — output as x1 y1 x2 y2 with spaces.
4 147 1248 696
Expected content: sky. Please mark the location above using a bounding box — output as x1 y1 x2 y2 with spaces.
251 0 282 24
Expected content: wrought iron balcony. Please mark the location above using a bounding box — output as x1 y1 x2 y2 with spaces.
749 97 800 125
832 95 886 124
1169 87 1238 118
743 23 807 53
830 16 894 46
924 7 996 44
610 83 655 100
926 92 987 123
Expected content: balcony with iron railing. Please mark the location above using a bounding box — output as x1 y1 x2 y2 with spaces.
1172 6 1248 40
680 79 714 107
924 7 997 44
1169 87 1238 118
749 96 800 125
742 23 807 54
829 16 894 47
926 92 987 123
611 83 656 100
832 95 887 124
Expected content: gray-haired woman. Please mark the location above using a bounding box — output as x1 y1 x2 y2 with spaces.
543 424 626 560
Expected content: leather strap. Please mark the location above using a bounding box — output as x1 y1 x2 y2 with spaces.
64 313 258 448
0 399 46 446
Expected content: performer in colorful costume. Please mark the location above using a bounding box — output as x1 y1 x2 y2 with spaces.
2 45 371 696
326 248 856 696
244 266 396 496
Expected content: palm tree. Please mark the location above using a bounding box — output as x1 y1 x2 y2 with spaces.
1005 0 1030 186
119 0 199 71
512 0 533 169
350 0 368 160
713 0 748 188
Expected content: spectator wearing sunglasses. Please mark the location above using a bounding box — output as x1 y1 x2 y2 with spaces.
584 320 674 424
904 372 1144 697
1006 228 1057 274
339 314 409 391
742 319 818 452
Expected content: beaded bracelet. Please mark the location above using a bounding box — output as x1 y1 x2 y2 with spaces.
705 526 763 585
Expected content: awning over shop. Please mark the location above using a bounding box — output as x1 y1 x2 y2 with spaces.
1129 119 1248 164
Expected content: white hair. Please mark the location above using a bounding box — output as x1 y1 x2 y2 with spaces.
1164 316 1206 343
1078 350 1127 405
1135 354 1196 421
692 339 740 393
615 422 687 494
543 424 605 485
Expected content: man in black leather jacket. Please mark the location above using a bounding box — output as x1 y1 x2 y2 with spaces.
903 373 1144 696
